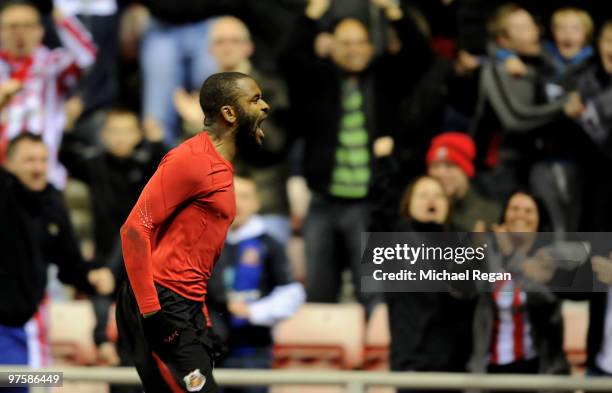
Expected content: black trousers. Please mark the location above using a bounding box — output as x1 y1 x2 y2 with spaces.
116 282 218 393
487 357 540 393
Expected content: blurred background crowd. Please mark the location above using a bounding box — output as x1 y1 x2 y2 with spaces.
2 0 612 392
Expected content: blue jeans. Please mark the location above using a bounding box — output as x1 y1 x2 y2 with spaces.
0 324 28 393
219 348 272 393
141 17 217 145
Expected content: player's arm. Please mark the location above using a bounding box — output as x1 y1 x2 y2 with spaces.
120 150 208 315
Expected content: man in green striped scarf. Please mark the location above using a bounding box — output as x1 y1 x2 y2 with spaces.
280 0 421 310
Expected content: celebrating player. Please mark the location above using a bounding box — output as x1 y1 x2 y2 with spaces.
116 72 269 393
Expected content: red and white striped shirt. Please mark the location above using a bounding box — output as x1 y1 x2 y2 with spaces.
0 16 96 188
489 280 538 366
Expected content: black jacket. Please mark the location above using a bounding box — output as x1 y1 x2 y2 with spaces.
0 169 95 326
59 135 166 264
384 221 476 372
565 62 612 159
137 0 238 24
279 11 431 197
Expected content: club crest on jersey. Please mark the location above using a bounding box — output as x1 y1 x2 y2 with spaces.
183 369 206 392
241 247 262 266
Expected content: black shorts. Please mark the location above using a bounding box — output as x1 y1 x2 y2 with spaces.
116 282 219 393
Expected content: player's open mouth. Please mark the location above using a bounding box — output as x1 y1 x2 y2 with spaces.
255 115 267 139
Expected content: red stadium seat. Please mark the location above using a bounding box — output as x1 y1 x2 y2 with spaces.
562 300 588 374
363 303 390 371
273 303 365 370
49 300 97 365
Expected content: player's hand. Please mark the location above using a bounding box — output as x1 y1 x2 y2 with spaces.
97 342 120 366
228 301 251 319
306 0 331 20
88 268 115 295
142 311 182 355
592 254 612 284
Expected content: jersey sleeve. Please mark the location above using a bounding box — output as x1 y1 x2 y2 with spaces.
120 149 211 314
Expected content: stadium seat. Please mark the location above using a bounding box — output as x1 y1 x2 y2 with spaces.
49 300 97 365
273 303 365 370
562 300 588 374
363 303 390 370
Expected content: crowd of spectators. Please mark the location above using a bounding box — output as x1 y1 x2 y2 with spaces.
3 0 612 392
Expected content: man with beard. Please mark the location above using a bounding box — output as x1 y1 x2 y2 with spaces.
116 72 269 393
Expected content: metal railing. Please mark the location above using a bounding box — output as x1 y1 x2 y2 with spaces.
2 366 612 392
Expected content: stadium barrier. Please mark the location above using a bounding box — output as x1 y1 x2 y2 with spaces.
2 366 612 392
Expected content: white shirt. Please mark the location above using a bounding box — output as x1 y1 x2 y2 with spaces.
54 0 118 16
596 288 612 373
490 280 538 365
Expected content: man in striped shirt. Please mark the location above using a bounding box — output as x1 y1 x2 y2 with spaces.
0 0 96 188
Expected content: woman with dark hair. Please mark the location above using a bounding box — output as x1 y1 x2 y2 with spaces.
469 190 570 393
385 176 476 393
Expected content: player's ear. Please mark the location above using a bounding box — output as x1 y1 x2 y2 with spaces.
220 105 237 124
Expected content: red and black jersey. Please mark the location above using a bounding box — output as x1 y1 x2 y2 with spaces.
121 132 235 315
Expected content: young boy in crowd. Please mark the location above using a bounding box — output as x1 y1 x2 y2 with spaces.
59 108 166 392
60 108 166 266
545 7 594 77
207 174 305 393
